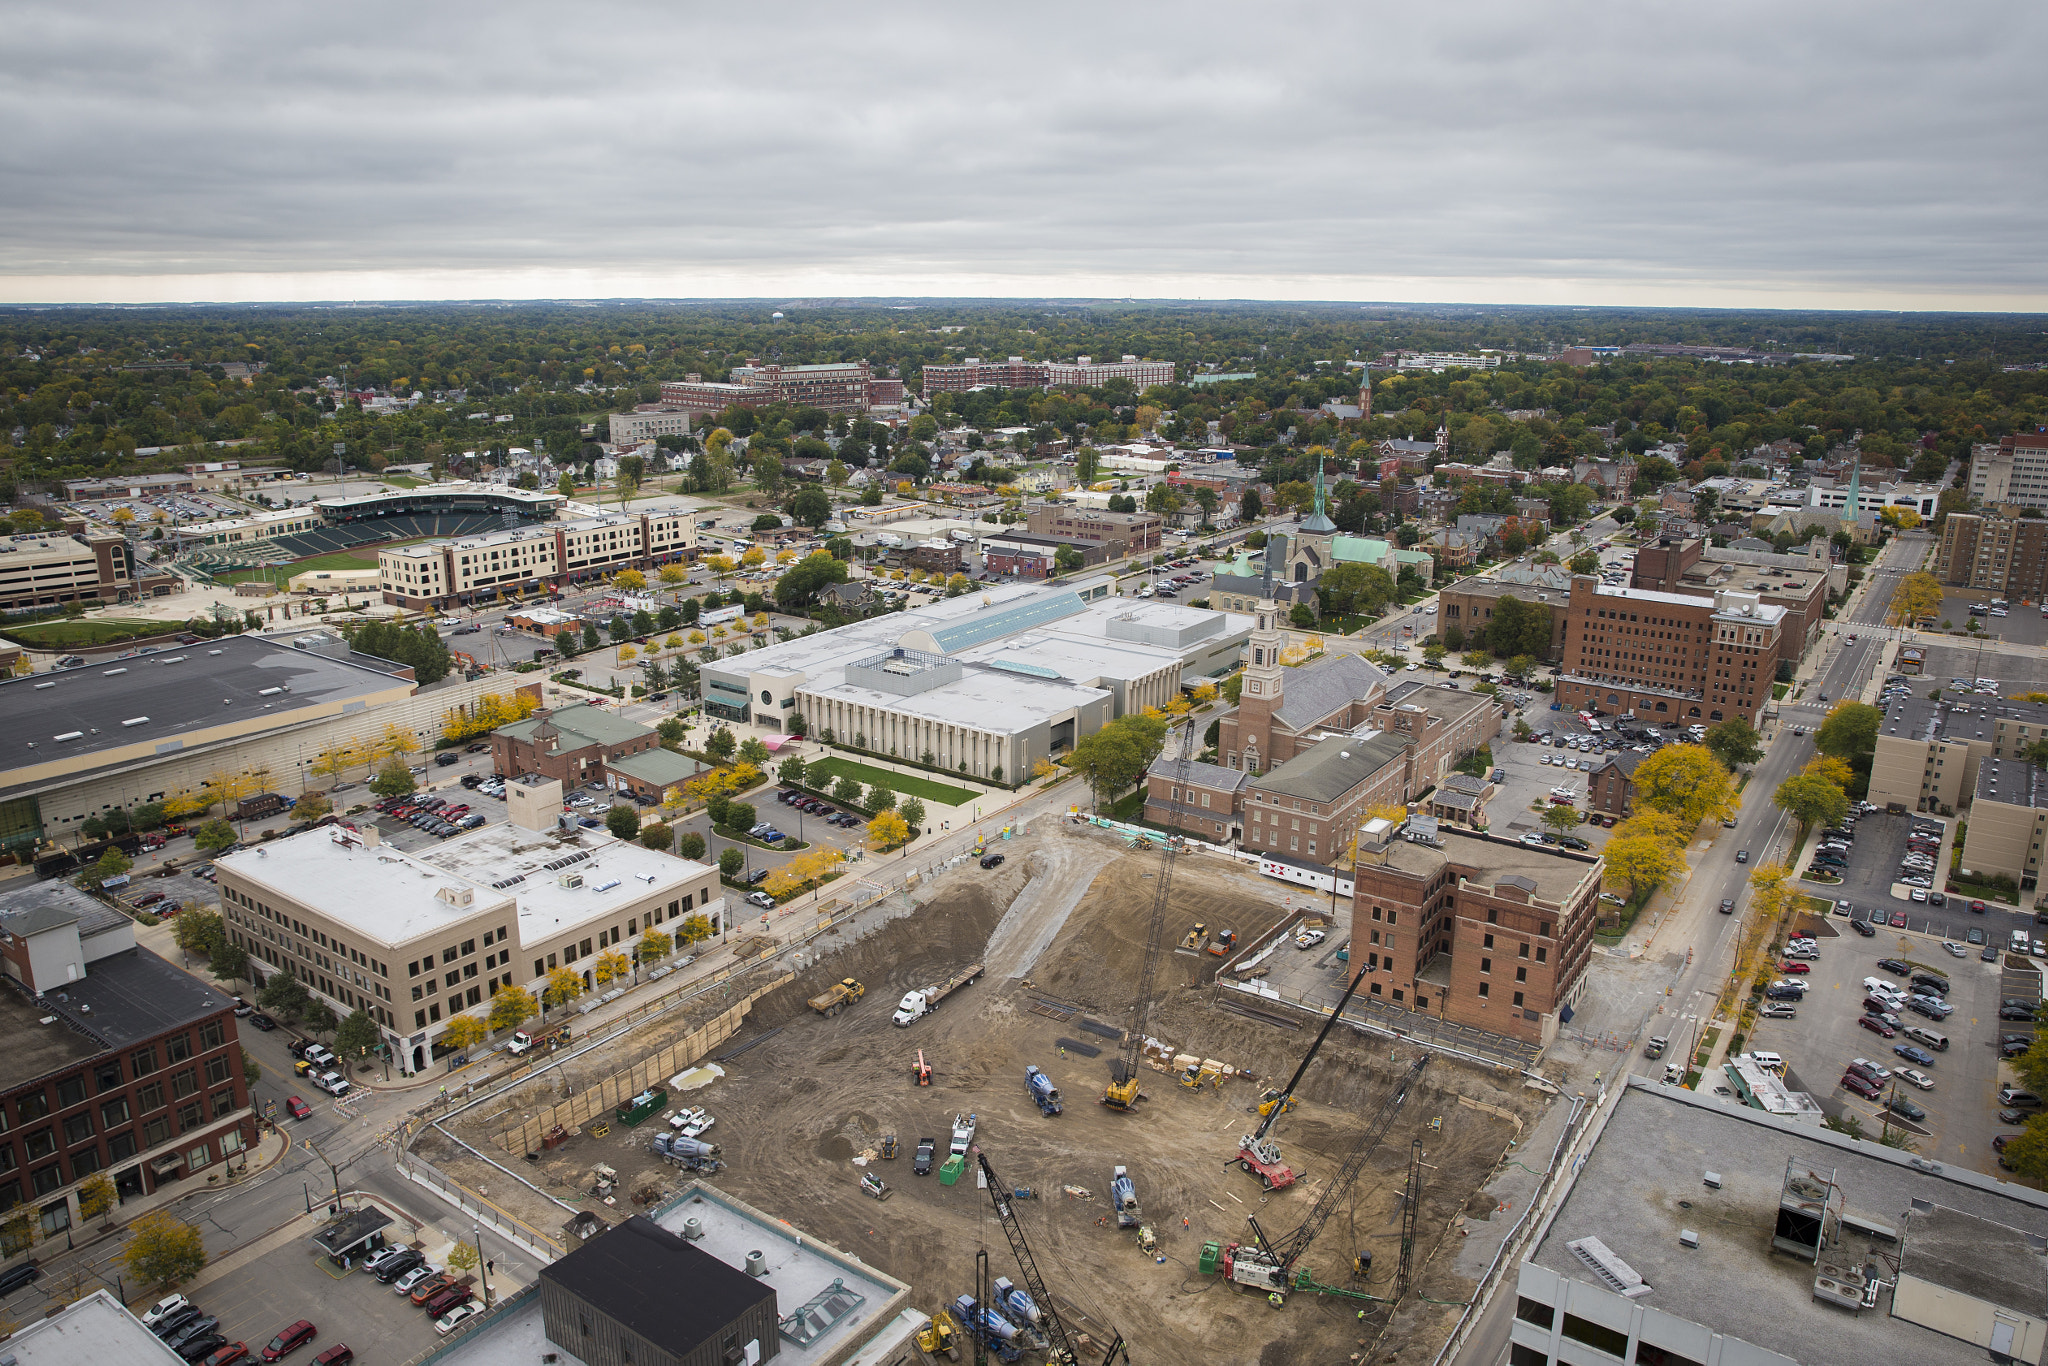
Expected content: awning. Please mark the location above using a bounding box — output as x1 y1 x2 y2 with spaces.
761 735 791 752
150 1154 184 1175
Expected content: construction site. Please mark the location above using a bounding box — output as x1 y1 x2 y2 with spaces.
418 816 1556 1364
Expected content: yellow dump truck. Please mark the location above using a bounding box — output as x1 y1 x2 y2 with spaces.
807 978 865 1017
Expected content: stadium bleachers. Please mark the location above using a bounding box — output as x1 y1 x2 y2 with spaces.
250 512 507 563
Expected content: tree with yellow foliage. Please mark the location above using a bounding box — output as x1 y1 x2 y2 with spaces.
866 810 911 851
741 547 766 569
764 846 845 898
688 630 706 645
1631 743 1737 828
593 949 632 987
375 723 420 760
1031 756 1062 781
613 569 647 592
776 548 797 565
665 633 684 650
1602 809 1691 899
1190 682 1218 705
658 564 689 588
1889 570 1943 627
541 966 584 1013
683 762 761 801
704 553 736 576
618 644 637 664
441 1014 489 1052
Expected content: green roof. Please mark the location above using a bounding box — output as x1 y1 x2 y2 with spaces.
499 702 653 751
606 749 704 788
1330 535 1391 564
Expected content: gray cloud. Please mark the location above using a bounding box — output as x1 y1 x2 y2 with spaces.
1 1 2042 306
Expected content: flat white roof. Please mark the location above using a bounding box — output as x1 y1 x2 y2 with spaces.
217 821 713 953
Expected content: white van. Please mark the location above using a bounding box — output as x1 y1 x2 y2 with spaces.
1750 1051 1784 1075
2012 929 2033 953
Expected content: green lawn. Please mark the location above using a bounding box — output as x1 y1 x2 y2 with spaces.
382 475 424 489
806 756 980 807
3 617 175 648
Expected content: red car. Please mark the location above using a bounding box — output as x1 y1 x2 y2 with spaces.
284 1096 313 1121
1859 1015 1897 1038
1971 900 1989 913
261 1320 316 1362
1889 911 1910 928
1777 961 1810 975
205 1346 252 1366
1842 1073 1881 1099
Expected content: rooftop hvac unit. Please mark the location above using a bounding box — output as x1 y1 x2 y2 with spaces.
558 873 583 889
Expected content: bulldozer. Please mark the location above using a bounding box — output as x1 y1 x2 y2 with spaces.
916 1308 962 1360
1179 921 1207 950
1180 1059 1224 1090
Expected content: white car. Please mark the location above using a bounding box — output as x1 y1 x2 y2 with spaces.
435 1301 486 1335
1896 1067 1935 1091
141 1295 192 1328
1863 977 1900 995
1295 929 1327 950
1405 663 1419 671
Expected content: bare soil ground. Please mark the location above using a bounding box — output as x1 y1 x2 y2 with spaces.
430 821 1553 1364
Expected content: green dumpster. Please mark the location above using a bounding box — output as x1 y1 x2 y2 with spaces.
938 1155 966 1185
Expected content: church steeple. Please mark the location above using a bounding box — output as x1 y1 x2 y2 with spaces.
1300 453 1337 535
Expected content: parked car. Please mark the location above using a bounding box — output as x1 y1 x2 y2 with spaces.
1858 1016 1896 1038
422 1285 472 1318
1841 1073 1881 1100
914 1137 936 1175
1894 1044 1935 1067
434 1302 486 1335
152 1306 204 1339
1896 1067 1936 1091
373 1249 425 1283
178 1336 229 1363
393 1266 440 1296
979 854 1004 870
1886 1095 1928 1122
168 1318 223 1351
1850 918 1876 937
260 1320 317 1362
203 1346 252 1366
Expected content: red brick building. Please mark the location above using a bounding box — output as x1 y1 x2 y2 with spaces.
1554 577 1787 728
1023 507 1163 556
0 883 254 1248
1586 752 1641 817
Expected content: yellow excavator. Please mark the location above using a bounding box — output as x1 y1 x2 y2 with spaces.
916 1307 960 1360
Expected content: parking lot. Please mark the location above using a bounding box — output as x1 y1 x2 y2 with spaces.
182 1228 453 1364
1933 595 2048 649
1488 707 1677 850
1747 917 2035 1175
1807 809 1947 923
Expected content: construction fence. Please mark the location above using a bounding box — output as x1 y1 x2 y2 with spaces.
493 976 789 1157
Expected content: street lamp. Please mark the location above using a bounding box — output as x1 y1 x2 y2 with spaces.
473 1226 493 1304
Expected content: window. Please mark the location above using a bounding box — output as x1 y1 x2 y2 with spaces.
23 1129 54 1161
29 1166 60 1197
409 960 422 978
187 1144 212 1172
62 1114 92 1146
1516 966 1528 983
100 1098 129 1128
1481 958 1492 974
136 1081 165 1113
94 1061 122 1093
200 1020 225 1050
1518 942 1530 958
1514 1297 1554 1330
461 939 475 956
165 1034 192 1064
429 1004 441 1023
212 1090 236 1120
107 1130 136 1161
1562 1314 1629 1359
1513 991 1526 1007
178 1103 201 1131
1483 934 1494 949
142 1117 171 1148
1478 982 1490 999
205 1056 232 1085
445 972 460 990
1536 947 1548 963
0 1145 12 1174
55 1076 85 1109
412 986 424 1002
463 963 478 981
170 1070 199 1100
71 1146 102 1177
415 1011 427 1029
17 1093 49 1122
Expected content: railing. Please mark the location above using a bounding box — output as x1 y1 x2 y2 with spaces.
392 1146 563 1261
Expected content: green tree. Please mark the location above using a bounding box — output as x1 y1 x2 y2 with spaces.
303 1000 338 1036
789 486 832 527
209 940 249 987
639 821 672 851
173 907 226 956
334 1008 379 1062
193 819 237 856
1539 804 1580 836
778 756 808 788
678 831 707 860
123 1211 207 1289
370 758 417 799
1705 717 1764 770
605 805 642 841
718 847 746 880
738 737 770 767
1772 770 1847 831
705 728 737 763
1815 701 1882 761
258 969 311 1023
866 783 896 813
833 774 864 805
1569 550 1601 574
1054 545 1085 576
899 797 927 830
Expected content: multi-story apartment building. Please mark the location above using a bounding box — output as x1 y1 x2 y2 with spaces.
0 531 137 610
1967 430 2048 507
919 355 1176 393
217 778 722 1074
651 377 777 418
0 882 254 1245
1930 512 2048 598
1022 506 1162 555
1554 579 1787 728
1868 694 2048 817
607 408 698 446
378 509 698 609
1626 535 1833 657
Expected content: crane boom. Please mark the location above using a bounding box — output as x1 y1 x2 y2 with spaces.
1104 718 1196 1110
1242 962 1375 1152
977 1151 1121 1366
1238 1055 1429 1285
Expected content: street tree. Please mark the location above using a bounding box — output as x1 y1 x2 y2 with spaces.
1815 701 1882 761
1890 571 1943 626
678 831 707 860
370 758 417 799
193 819 237 855
1774 771 1848 831
718 847 746 880
866 811 911 851
1539 805 1580 836
542 967 584 1013
605 805 641 841
899 797 927 830
1631 744 1737 827
1704 717 1764 770
335 1008 381 1062
594 949 632 986
258 969 311 1022
637 929 673 963
487 985 539 1032
124 1212 207 1289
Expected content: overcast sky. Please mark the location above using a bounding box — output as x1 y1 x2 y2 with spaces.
2 2 2041 309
